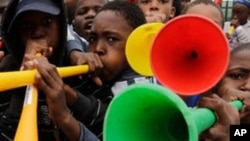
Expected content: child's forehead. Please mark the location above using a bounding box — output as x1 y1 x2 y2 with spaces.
233 2 250 9
185 4 223 26
234 48 250 54
95 10 125 22
187 3 218 12
19 11 57 20
90 11 134 37
231 49 250 61
229 51 250 69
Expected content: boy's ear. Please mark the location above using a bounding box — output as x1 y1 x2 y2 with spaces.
169 7 176 18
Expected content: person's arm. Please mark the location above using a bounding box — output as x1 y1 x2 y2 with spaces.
22 55 102 141
54 113 100 141
66 26 88 63
21 56 84 141
234 26 250 44
64 84 110 138
78 122 100 141
55 112 81 141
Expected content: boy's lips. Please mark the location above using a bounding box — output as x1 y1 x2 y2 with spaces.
83 22 92 36
84 22 92 30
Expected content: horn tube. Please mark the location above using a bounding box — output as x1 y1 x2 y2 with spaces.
0 65 89 92
103 83 242 141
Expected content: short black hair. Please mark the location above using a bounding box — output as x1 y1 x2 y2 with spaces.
98 0 146 29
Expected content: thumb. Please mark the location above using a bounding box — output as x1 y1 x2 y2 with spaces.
90 75 103 86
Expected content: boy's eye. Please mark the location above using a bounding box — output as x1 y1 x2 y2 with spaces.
77 8 88 15
20 22 33 30
88 36 96 43
107 37 114 42
107 37 118 42
94 6 101 13
228 73 246 80
141 0 150 4
160 0 169 3
42 17 53 26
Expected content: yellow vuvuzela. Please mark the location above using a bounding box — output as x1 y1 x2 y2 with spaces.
0 65 89 92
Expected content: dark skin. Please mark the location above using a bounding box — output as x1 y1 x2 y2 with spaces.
197 48 250 140
198 94 240 141
22 56 80 141
87 10 133 83
216 49 250 124
18 12 59 60
71 10 134 86
136 0 176 23
73 0 107 39
70 0 107 79
231 3 250 28
17 11 81 141
226 3 250 40
21 9 137 140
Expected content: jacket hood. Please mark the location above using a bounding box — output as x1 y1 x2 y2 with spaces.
1 0 68 67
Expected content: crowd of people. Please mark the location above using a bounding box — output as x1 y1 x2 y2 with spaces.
0 0 249 141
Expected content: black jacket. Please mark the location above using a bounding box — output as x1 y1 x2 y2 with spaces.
0 0 68 140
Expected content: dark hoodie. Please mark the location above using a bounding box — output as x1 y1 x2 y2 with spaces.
0 0 68 140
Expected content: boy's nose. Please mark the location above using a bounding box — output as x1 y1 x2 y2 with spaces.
85 9 96 19
31 26 46 39
241 78 250 91
94 41 105 56
149 1 159 11
232 14 238 20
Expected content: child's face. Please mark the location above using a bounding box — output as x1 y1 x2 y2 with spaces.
74 0 107 39
88 10 133 82
232 3 250 25
18 11 60 55
184 4 223 27
137 0 175 23
218 49 250 96
181 0 190 11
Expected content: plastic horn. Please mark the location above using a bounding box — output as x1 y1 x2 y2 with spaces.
228 26 235 35
125 22 164 76
104 83 243 141
150 14 229 95
14 53 41 141
14 85 38 141
0 65 89 92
